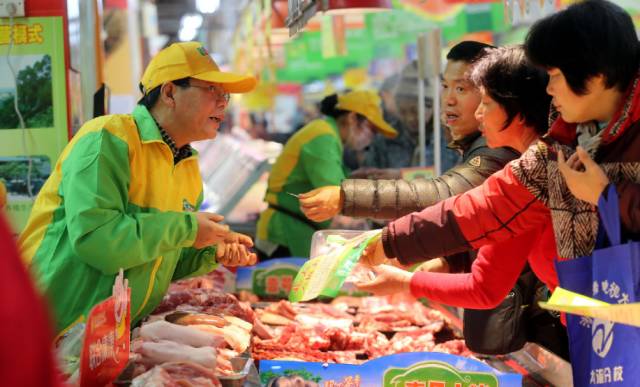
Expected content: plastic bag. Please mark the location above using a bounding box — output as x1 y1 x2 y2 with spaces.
55 322 86 377
289 230 380 302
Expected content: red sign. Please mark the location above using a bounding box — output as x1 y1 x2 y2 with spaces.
80 272 130 387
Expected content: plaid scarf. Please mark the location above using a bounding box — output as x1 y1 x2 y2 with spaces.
512 69 640 259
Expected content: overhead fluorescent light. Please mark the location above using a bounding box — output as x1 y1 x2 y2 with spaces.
196 0 220 14
179 13 204 41
181 13 204 29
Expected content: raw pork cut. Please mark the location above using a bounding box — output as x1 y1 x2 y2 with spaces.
135 340 217 369
132 362 221 387
140 320 224 348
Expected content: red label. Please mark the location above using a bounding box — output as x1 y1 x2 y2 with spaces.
80 286 130 386
266 276 280 294
280 275 293 293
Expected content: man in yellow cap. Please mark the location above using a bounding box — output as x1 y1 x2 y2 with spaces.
19 42 258 335
255 90 396 259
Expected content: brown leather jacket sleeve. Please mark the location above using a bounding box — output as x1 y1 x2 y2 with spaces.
341 144 519 220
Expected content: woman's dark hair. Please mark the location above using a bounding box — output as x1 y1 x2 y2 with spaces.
471 45 551 135
319 93 367 124
137 77 190 108
525 0 640 95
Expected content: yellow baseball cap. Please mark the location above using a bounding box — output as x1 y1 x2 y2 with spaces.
140 42 257 95
336 90 397 138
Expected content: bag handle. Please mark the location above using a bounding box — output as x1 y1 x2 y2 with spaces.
597 184 621 246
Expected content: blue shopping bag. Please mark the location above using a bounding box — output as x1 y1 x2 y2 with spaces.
556 185 640 386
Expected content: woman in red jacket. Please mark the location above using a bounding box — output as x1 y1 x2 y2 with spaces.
359 0 640 311
357 46 555 309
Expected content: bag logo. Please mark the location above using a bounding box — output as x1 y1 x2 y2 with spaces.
592 318 615 358
589 279 629 359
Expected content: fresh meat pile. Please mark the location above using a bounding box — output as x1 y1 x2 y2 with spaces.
126 288 256 385
120 273 471 384
354 295 450 331
168 267 233 294
252 323 388 363
153 288 254 323
251 297 471 364
131 362 221 386
433 339 470 355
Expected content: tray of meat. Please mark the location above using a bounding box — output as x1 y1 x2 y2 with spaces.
217 356 260 387
115 344 257 386
130 361 222 386
116 358 258 387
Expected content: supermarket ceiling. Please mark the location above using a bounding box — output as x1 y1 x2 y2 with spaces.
156 0 251 64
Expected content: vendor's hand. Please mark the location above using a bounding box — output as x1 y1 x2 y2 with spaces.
298 186 343 222
355 264 412 296
193 212 229 249
216 231 256 266
558 146 609 205
360 238 390 267
222 231 254 248
350 167 402 180
415 257 450 273
216 242 257 267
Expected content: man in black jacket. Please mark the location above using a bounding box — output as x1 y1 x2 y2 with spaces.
299 42 516 240
356 61 460 175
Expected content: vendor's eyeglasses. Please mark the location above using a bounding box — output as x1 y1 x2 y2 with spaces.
187 83 230 103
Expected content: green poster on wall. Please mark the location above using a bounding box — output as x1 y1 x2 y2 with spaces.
0 17 68 232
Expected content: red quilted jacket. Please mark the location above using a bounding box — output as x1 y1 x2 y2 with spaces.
383 71 640 307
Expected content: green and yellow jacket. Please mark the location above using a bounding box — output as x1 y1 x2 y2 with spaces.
257 117 347 257
19 105 217 337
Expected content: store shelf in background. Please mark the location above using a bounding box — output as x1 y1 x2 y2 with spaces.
195 134 281 219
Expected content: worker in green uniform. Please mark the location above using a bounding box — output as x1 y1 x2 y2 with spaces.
256 90 397 258
19 42 258 337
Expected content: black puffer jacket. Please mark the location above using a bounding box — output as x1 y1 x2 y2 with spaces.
341 132 519 220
